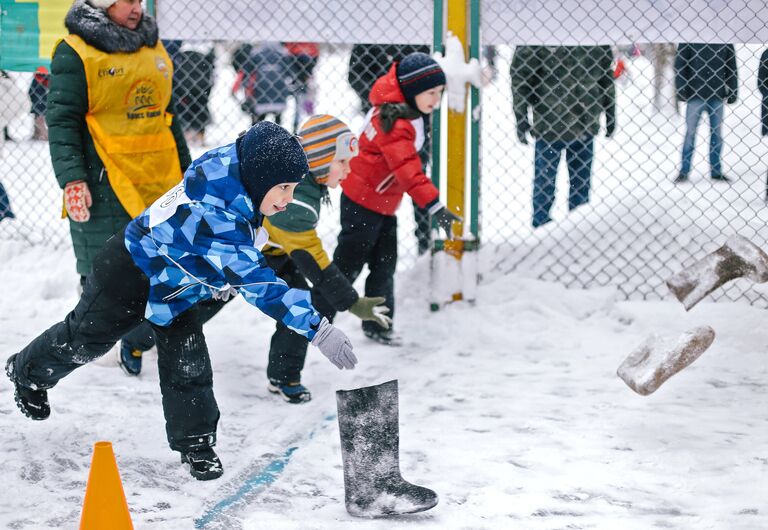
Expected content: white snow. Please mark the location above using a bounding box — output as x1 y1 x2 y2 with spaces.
0 238 766 529
433 33 482 113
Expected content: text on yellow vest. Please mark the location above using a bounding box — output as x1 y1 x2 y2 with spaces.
63 34 182 218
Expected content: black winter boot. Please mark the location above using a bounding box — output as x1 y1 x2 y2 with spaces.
336 380 438 517
363 328 402 347
267 380 312 404
180 448 223 481
6 354 50 420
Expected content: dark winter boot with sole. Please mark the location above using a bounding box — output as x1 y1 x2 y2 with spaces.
180 447 223 481
118 342 143 376
666 234 768 310
336 380 438 517
267 380 312 404
363 328 403 347
5 354 50 420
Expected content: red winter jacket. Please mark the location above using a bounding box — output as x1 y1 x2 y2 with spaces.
342 64 439 216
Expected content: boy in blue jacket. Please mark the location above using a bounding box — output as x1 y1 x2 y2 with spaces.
5 122 356 480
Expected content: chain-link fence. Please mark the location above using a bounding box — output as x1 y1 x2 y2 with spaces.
1 1 768 305
481 1 768 305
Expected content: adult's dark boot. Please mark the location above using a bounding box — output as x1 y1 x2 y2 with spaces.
336 380 438 517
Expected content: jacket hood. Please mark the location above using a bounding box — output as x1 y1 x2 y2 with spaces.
369 64 406 106
183 142 259 223
66 0 159 54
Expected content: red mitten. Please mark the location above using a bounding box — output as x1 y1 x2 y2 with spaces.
64 180 92 222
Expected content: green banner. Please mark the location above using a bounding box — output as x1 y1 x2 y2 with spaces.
1 0 69 72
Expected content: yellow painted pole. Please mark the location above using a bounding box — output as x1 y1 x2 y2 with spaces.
445 0 467 244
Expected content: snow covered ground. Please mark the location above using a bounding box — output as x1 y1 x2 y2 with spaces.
0 238 766 529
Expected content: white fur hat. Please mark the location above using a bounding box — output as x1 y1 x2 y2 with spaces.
88 0 117 9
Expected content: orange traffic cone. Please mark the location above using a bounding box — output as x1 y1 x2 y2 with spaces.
79 441 134 530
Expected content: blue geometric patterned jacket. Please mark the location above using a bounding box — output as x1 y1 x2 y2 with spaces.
124 141 321 338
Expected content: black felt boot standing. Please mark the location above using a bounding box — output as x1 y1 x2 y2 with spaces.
336 380 438 517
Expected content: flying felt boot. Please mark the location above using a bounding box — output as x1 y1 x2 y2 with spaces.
617 326 715 395
666 235 768 311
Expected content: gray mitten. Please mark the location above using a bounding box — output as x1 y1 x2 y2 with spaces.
311 318 357 370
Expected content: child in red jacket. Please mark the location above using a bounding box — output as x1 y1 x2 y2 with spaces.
333 52 459 345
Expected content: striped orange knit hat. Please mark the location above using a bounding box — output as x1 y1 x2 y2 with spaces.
297 115 359 183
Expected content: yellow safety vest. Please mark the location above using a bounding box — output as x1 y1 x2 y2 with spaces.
64 34 182 218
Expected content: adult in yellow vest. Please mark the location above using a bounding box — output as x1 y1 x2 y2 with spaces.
47 0 191 375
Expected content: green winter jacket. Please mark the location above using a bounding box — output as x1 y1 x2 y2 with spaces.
263 177 359 312
511 45 615 142
47 2 190 276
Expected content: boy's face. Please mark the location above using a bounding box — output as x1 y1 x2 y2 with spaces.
414 85 444 114
325 159 352 189
107 0 143 30
260 183 299 216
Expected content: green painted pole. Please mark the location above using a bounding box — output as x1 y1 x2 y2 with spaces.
469 0 480 240
431 0 443 190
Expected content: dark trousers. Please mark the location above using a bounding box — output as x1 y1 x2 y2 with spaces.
532 137 594 227
263 254 310 383
0 180 14 221
80 274 157 354
413 199 430 255
680 98 724 176
252 112 282 126
11 231 219 453
333 193 397 333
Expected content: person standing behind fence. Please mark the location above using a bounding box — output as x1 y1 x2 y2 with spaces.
673 43 738 184
0 70 30 221
334 52 459 346
172 42 215 147
46 0 191 375
511 45 616 228
232 42 291 126
758 48 768 200
28 66 50 141
284 42 319 133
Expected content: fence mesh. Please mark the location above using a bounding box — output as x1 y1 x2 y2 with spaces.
1 1 768 306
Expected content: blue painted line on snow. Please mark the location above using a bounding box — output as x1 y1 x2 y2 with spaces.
195 413 337 528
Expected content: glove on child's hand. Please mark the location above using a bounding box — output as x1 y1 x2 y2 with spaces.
64 180 92 223
428 202 462 239
211 286 238 302
311 318 357 370
348 296 392 329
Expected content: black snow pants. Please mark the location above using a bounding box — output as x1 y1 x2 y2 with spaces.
10 230 220 453
332 193 397 333
263 253 311 383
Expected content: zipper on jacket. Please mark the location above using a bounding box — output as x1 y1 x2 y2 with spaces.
375 173 396 194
